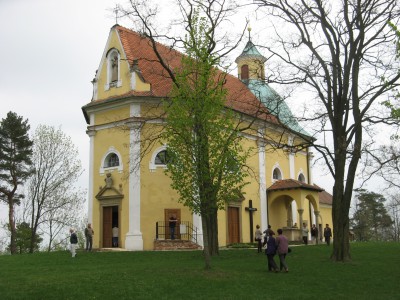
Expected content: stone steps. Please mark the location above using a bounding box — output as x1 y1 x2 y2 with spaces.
154 239 202 251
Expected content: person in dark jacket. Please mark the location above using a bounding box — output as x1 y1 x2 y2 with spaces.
69 228 78 258
265 231 279 272
324 224 332 246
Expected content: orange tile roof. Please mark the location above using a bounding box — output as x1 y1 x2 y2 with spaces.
90 25 277 123
267 179 332 205
268 179 324 192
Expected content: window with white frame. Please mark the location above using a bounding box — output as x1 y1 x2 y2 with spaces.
149 146 170 171
104 153 120 168
100 148 123 174
273 168 282 180
298 173 306 182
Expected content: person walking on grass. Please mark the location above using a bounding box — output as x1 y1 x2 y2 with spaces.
69 228 78 258
85 223 94 251
276 228 289 272
255 225 263 253
265 231 279 272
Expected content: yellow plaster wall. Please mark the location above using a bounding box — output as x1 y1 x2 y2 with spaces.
91 116 131 249
294 151 309 181
237 57 265 80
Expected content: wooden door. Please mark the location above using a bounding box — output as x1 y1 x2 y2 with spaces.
165 209 181 239
103 206 113 248
228 207 240 244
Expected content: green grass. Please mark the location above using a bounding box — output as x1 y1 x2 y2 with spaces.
0 242 399 300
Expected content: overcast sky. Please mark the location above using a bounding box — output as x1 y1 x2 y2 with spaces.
0 1 338 237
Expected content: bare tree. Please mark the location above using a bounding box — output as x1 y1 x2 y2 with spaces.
24 125 85 252
254 0 400 261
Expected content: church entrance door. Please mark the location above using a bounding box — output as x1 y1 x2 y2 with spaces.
102 206 119 248
228 206 240 244
165 209 181 239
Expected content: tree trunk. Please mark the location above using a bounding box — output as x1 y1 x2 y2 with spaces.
208 208 219 256
201 215 212 269
331 150 353 262
8 196 16 254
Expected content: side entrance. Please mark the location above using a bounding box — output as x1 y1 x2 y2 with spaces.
164 209 181 239
228 206 241 244
102 205 119 248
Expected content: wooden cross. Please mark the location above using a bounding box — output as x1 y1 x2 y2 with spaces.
245 199 257 242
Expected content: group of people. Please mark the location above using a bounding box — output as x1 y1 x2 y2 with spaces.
69 223 120 257
255 223 333 272
255 225 289 273
302 223 332 246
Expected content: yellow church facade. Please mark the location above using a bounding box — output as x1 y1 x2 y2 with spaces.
82 25 332 251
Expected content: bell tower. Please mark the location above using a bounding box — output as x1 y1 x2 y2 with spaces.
235 26 267 82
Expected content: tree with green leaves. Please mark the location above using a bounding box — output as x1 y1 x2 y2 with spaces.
351 190 393 242
122 0 252 269
163 9 249 268
0 111 33 254
10 222 43 254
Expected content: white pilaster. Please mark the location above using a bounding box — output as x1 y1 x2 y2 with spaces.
125 103 143 250
289 152 295 179
257 131 268 230
87 114 96 224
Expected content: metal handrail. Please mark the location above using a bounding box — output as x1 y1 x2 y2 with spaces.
155 221 198 244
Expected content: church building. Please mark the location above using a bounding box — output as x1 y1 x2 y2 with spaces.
82 25 332 250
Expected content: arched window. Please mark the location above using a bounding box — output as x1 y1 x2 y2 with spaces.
298 173 306 182
100 148 123 174
149 146 171 171
241 65 249 80
155 150 170 165
104 153 120 168
273 168 282 180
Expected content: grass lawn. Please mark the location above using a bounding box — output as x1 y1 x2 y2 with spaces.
0 242 399 300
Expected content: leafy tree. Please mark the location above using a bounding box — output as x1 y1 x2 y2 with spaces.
23 125 85 252
351 190 393 242
163 9 249 268
0 111 34 254
8 222 42 254
121 0 254 268
254 0 400 261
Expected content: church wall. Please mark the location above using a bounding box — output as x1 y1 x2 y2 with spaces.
94 106 130 126
319 204 333 228
294 151 308 180
265 145 290 185
91 119 131 249
139 141 191 250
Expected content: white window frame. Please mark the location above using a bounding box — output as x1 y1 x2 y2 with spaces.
100 147 123 174
149 145 168 172
271 162 283 182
